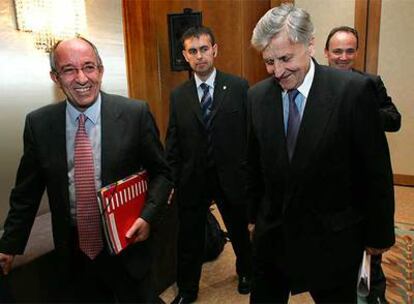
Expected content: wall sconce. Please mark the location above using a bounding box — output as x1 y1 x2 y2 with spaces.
13 0 87 52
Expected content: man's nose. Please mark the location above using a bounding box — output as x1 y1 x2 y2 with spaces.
339 52 348 60
273 61 285 78
75 69 88 82
196 50 203 59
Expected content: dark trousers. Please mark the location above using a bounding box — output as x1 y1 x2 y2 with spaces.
54 230 156 303
250 259 358 303
250 239 358 304
177 182 252 298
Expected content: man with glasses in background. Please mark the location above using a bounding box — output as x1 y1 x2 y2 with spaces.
0 37 172 302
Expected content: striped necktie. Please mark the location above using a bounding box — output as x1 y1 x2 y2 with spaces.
74 114 103 259
200 82 213 127
286 89 300 161
200 83 215 168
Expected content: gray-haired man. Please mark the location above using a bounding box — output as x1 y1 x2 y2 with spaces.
246 4 395 303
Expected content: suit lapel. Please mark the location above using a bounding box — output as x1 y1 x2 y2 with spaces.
48 101 70 212
290 63 336 175
186 78 204 126
254 78 289 170
101 92 123 186
210 70 227 122
260 78 289 166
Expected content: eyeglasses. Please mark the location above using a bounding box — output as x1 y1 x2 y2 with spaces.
56 63 101 78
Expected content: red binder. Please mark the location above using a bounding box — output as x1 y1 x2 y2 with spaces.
97 171 148 255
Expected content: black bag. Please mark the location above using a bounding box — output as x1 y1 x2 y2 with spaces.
203 209 227 262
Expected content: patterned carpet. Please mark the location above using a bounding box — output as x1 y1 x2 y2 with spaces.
160 186 414 304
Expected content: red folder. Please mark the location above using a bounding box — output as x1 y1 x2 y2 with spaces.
97 171 148 255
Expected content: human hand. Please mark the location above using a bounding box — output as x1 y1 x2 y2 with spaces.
126 217 151 243
365 246 391 255
248 223 255 242
0 253 14 275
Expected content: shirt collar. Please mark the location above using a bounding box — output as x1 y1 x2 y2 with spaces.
298 59 315 98
194 68 216 89
283 59 315 98
66 93 102 125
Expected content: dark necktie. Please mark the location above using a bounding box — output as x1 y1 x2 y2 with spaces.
286 89 301 161
200 83 213 128
74 114 103 259
200 83 215 168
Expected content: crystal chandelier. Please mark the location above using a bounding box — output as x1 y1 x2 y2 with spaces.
14 0 87 52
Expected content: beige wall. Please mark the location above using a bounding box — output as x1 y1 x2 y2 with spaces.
295 0 355 64
0 0 127 227
378 0 414 176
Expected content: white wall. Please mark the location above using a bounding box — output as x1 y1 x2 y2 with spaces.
0 0 127 226
295 0 355 64
378 0 414 176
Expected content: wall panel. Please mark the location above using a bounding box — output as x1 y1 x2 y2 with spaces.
295 0 355 65
123 0 269 140
378 0 414 176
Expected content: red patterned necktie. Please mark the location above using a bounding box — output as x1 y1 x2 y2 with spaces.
74 113 103 259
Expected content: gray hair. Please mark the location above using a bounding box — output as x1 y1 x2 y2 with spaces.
49 37 103 72
251 4 314 51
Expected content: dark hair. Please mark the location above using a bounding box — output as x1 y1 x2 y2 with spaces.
181 26 216 49
325 26 359 51
49 36 103 72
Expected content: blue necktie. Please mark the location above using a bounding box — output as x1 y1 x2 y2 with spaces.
286 89 300 161
200 83 213 128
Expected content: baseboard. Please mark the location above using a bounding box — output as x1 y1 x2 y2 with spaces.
394 174 414 187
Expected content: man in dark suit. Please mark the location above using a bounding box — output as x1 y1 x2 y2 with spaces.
325 25 401 304
247 4 395 303
166 26 252 303
324 26 401 132
0 37 173 302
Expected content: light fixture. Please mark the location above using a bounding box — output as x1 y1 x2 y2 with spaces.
14 0 87 52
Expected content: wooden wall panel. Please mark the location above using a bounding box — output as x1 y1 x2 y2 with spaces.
242 0 271 86
354 0 382 74
354 0 368 71
123 0 269 140
365 0 381 74
122 0 165 133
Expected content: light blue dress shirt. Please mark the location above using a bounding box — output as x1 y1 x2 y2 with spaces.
66 95 102 224
282 59 315 134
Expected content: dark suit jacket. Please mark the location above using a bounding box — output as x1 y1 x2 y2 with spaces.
166 70 249 206
353 69 401 132
246 62 395 291
0 92 173 279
